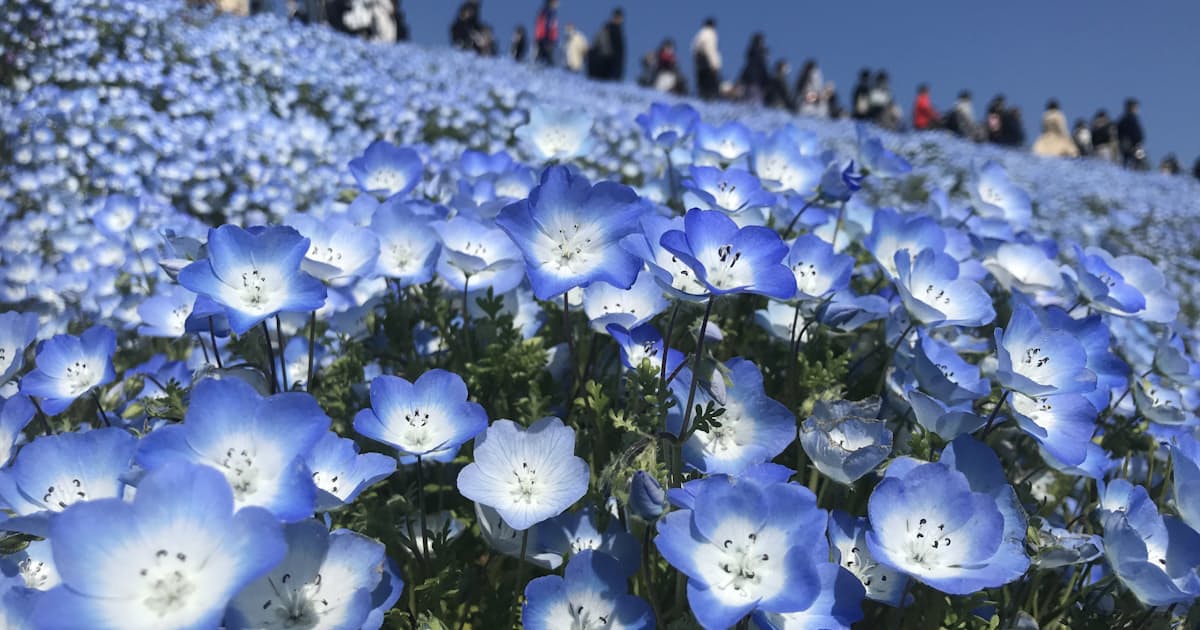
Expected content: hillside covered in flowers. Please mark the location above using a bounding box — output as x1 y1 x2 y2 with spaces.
2 1 1200 629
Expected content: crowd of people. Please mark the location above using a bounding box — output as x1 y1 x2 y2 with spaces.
213 0 1198 179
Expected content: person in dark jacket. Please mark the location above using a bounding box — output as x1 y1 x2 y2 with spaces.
1193 157 1200 181
737 32 769 101
763 60 795 110
691 17 721 100
586 8 626 81
1090 109 1117 162
393 1 409 40
1117 98 1146 169
999 106 1026 147
534 0 559 65
850 69 871 120
511 25 528 61
450 2 477 50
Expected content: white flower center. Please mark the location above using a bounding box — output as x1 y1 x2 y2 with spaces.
550 223 595 272
903 517 954 569
389 242 416 271
18 557 52 589
712 531 770 598
841 545 898 593
258 571 331 628
704 243 748 290
238 268 273 308
399 406 432 450
139 548 198 618
41 477 88 511
366 169 406 193
219 446 260 500
307 244 345 267
922 283 952 307
509 461 540 504
63 360 98 396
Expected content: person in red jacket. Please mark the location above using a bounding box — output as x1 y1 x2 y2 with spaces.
912 84 941 130
534 0 559 65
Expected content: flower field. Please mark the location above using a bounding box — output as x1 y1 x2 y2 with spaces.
2 1 1200 628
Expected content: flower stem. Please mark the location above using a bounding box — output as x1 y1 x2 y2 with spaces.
877 323 915 395
830 200 848 249
461 274 474 362
514 529 530 626
639 524 663 624
196 332 211 364
92 391 112 427
275 315 288 391
414 455 431 562
261 321 278 394
29 397 54 435
306 311 317 391
980 390 1010 437
658 301 681 394
783 195 816 237
208 317 223 369
671 295 716 488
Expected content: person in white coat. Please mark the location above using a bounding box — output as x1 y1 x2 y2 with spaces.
564 24 589 72
691 18 721 100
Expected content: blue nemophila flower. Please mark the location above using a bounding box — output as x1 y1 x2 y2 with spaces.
828 511 909 607
622 215 709 301
0 427 137 537
19 325 116 416
655 475 827 629
93 194 140 238
606 323 685 375
178 225 327 335
894 249 994 329
305 432 396 512
1008 393 1097 467
816 159 865 204
855 124 911 178
660 209 796 299
906 390 986 440
137 377 330 522
866 436 1028 594
751 131 824 195
583 272 669 334
432 215 525 295
994 302 1096 397
523 550 655 630
1041 306 1128 411
457 417 589 531
787 233 854 301
983 242 1065 295
537 505 641 577
1134 374 1194 426
629 470 668 521
136 284 197 338
2 538 60 592
514 105 595 163
459 150 516 178
668 359 795 476
289 214 381 286
370 200 440 288
0 395 33 467
682 166 777 216
348 140 423 198
636 102 700 148
1170 435 1200 535
800 398 893 485
911 331 991 404
32 462 285 630
752 565 865 629
227 519 398 630
1099 479 1200 606
495 166 645 300
1074 246 1179 323
0 311 39 385
1032 521 1103 569
693 121 755 165
354 370 487 463
969 161 1032 232
0 572 36 627
863 208 947 280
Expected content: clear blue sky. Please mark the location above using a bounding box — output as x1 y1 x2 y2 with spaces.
402 0 1199 165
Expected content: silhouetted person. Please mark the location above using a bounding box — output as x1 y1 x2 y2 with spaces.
534 0 559 65
692 18 721 100
944 90 977 140
1072 119 1092 156
1032 100 1078 158
450 2 477 49
763 60 795 110
587 9 626 81
986 95 1007 144
825 84 844 119
868 71 896 129
851 69 872 119
652 39 683 92
1193 157 1200 181
737 32 769 101
1091 109 1118 162
1000 106 1026 147
794 59 823 115
1117 98 1145 169
1159 154 1181 175
564 23 588 71
393 1 409 40
912 84 939 130
511 25 528 61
